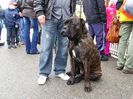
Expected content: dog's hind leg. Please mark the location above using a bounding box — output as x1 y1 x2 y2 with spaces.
83 60 92 92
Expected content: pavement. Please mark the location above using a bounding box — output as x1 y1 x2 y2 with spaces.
0 28 133 99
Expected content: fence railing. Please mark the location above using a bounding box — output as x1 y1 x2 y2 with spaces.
110 43 119 58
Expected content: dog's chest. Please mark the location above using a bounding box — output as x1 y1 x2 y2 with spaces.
70 43 83 62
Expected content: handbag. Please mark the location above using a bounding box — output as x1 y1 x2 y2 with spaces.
106 18 121 43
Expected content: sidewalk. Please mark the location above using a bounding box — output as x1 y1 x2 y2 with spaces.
0 28 133 99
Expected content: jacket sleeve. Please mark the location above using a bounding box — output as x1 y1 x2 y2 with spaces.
33 0 46 17
96 0 106 23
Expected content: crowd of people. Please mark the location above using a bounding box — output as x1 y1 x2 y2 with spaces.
0 0 133 86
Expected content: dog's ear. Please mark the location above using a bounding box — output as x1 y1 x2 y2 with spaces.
64 18 72 25
80 18 88 34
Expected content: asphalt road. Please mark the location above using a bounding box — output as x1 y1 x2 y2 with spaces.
0 29 133 99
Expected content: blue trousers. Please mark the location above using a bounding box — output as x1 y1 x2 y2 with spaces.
23 17 39 53
6 27 16 45
88 22 105 56
39 18 68 76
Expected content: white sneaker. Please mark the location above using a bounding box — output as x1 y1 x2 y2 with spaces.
38 75 47 85
56 73 70 81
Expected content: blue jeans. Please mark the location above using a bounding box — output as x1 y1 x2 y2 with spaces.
6 27 16 45
23 17 39 53
19 18 25 43
39 18 68 76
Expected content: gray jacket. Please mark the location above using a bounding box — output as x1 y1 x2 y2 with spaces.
33 0 76 19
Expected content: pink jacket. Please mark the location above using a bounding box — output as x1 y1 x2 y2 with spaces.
106 4 116 29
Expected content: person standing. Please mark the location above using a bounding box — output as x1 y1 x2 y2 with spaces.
116 0 133 74
4 2 20 49
16 0 39 54
83 0 108 61
34 0 76 84
104 0 116 57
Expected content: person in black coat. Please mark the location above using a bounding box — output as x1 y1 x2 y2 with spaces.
83 0 108 61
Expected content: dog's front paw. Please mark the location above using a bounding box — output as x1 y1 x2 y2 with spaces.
66 71 71 76
84 82 92 92
75 76 83 83
67 77 75 85
84 86 92 92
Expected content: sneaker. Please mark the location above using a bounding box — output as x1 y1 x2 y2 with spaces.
19 42 25 45
30 51 40 55
16 43 21 47
116 66 123 70
8 45 12 49
38 75 47 85
122 69 133 74
56 73 70 80
100 55 108 61
12 44 17 48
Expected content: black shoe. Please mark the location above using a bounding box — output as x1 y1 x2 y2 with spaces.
30 51 40 55
0 42 4 46
122 69 133 74
116 66 123 70
100 55 108 61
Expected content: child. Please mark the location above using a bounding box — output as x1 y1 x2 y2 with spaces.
3 1 20 49
104 1 116 57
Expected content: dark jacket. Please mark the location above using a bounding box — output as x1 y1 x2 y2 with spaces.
4 8 20 28
83 0 106 24
16 0 37 18
33 0 76 18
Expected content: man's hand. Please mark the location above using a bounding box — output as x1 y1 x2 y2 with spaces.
19 12 23 17
38 15 46 26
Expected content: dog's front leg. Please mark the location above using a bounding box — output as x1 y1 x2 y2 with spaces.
67 58 76 85
84 61 92 92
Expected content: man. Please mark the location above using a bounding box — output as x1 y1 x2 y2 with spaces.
34 0 76 84
82 0 108 61
15 0 39 54
116 0 133 74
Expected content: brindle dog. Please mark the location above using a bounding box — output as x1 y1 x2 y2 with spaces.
61 16 102 92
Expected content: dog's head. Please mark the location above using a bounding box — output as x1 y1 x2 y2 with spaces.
61 16 88 40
